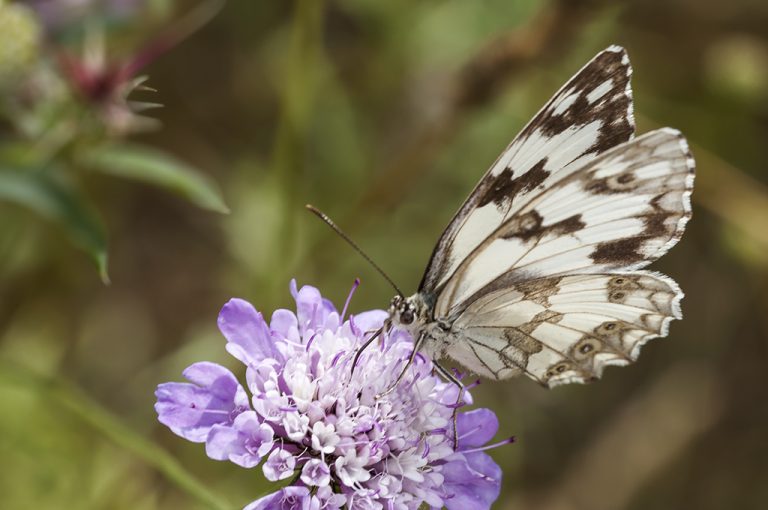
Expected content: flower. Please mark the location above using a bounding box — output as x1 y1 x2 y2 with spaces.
48 1 222 134
0 1 41 89
155 280 511 509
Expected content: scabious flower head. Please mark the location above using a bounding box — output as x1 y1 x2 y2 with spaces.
156 281 510 509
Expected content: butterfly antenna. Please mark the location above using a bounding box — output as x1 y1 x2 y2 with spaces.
305 204 405 297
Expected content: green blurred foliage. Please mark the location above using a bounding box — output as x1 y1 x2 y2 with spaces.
1 0 767 508
0 0 228 280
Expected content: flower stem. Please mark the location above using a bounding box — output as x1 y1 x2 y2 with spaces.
0 360 232 510
267 0 325 298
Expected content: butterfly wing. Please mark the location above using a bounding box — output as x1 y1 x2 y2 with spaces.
435 128 694 319
420 45 635 296
415 47 695 386
446 272 682 387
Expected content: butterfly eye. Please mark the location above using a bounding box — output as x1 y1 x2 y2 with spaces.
400 309 414 325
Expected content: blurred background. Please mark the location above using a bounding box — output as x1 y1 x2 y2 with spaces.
0 0 766 508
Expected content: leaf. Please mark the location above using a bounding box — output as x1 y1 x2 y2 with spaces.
0 170 109 282
83 143 229 214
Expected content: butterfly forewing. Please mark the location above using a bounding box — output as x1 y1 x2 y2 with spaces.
420 45 635 296
445 272 682 387
434 128 694 317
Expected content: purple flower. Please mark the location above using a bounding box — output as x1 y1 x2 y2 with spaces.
155 362 248 442
155 280 510 509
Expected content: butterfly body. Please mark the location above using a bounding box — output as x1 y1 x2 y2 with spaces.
384 45 694 389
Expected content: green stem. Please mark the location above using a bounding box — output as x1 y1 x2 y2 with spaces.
266 0 325 299
0 360 232 510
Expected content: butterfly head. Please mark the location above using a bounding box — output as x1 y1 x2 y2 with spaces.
389 294 427 332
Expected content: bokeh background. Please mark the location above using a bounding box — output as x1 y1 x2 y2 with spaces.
1 0 767 508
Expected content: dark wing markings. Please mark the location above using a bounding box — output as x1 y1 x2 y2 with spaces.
419 46 634 294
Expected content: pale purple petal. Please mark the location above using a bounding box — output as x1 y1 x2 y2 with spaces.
456 408 499 449
244 486 312 510
205 424 241 461
290 280 337 334
283 412 310 441
350 310 387 334
313 486 346 509
205 411 274 468
155 362 248 442
441 452 501 510
301 458 331 487
219 298 282 365
270 309 299 341
263 448 297 481
344 493 382 510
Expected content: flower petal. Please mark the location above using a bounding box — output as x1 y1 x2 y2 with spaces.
155 362 246 442
244 486 312 510
205 424 243 461
441 452 501 510
290 280 338 334
205 411 274 468
301 458 331 487
350 310 387 334
270 309 299 341
219 298 282 365
183 362 250 408
263 448 297 481
457 408 499 449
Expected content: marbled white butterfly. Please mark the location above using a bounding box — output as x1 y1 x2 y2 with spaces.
313 45 694 391
384 45 695 389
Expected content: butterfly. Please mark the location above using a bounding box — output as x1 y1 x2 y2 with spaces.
376 45 695 389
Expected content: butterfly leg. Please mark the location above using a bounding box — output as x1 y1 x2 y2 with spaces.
375 330 427 399
432 361 464 449
351 325 384 375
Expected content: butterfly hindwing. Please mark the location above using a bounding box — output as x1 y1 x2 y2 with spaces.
434 128 694 317
420 46 635 295
445 271 682 387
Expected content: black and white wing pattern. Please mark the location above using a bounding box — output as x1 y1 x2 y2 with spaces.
412 46 694 387
420 45 635 296
447 272 682 387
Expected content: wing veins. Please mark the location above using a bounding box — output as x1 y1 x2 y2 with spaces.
465 335 545 384
535 173 689 221
510 209 682 255
469 317 658 338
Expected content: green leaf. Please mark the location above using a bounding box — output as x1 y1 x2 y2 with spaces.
83 143 229 214
0 170 109 282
